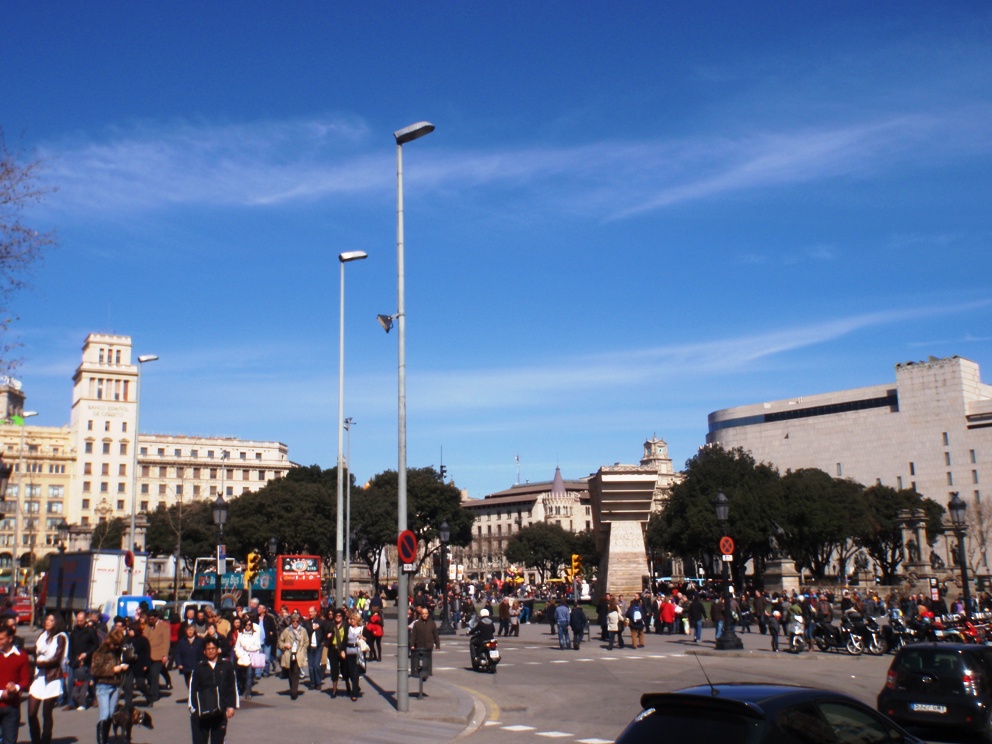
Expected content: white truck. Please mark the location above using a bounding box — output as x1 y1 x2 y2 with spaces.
43 550 151 618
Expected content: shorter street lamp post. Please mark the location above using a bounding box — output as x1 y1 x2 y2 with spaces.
438 521 455 635
948 492 972 619
212 495 229 610
714 492 743 650
57 519 69 553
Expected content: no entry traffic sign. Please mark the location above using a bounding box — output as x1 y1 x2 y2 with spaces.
398 529 418 564
719 535 735 556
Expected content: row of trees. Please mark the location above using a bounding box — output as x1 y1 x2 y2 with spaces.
504 522 599 584
649 445 947 585
110 464 473 594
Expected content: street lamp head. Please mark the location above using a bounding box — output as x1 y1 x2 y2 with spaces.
394 121 435 145
137 355 159 364
212 494 229 527
948 491 967 529
268 536 279 556
57 519 70 543
377 314 395 333
439 521 450 543
713 491 730 524
22 411 38 419
339 250 368 263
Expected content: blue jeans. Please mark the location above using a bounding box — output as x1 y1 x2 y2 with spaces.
715 620 724 639
96 683 120 723
556 623 570 649
307 647 323 689
520 606 530 623
693 619 703 642
0 705 18 744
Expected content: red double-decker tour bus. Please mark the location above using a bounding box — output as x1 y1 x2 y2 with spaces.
274 555 323 616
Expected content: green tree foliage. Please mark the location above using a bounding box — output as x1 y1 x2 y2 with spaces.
505 522 575 583
856 485 945 583
571 529 601 579
145 501 217 571
357 467 473 586
226 474 337 560
653 445 783 586
780 469 868 580
90 517 125 550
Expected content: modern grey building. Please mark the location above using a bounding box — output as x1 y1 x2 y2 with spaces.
706 355 991 511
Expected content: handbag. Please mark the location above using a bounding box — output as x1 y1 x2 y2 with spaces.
249 651 267 669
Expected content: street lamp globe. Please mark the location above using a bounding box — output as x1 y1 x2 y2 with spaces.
268 536 279 556
948 491 967 529
439 521 450 543
212 495 228 527
714 491 730 523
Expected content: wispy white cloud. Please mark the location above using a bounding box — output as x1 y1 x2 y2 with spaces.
34 106 992 220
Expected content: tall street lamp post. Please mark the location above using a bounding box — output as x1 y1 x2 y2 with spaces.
392 120 434 713
128 354 158 594
948 492 972 619
336 250 367 609
438 521 455 635
714 491 743 650
212 494 229 609
57 519 69 553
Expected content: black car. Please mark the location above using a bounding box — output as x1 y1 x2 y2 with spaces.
878 642 992 739
616 683 921 744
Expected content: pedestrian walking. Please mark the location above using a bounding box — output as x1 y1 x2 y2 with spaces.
0 624 30 744
28 613 67 744
568 602 587 650
554 601 571 650
278 613 308 701
188 636 238 744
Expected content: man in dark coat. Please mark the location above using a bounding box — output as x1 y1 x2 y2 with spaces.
189 636 237 744
568 602 587 651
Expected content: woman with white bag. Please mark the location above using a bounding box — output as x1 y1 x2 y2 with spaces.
233 618 262 700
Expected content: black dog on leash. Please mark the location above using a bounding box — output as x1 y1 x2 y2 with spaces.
111 705 154 744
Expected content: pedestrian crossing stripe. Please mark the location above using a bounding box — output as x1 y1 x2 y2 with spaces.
549 659 569 663
536 732 572 738
484 721 502 727
578 739 613 743
503 725 536 732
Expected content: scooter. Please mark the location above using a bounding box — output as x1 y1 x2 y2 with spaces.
811 616 863 655
470 637 501 673
848 612 888 655
787 616 807 653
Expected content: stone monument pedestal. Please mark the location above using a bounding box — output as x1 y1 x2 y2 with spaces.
763 558 801 597
599 521 647 598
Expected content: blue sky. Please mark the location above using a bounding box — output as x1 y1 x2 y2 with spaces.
3 3 991 499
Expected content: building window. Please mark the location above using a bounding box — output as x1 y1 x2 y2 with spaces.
157 448 165 456
174 448 181 457
159 484 166 495
836 463 843 477
191 450 198 458
942 432 949 446
105 421 111 432
176 485 183 496
897 476 904 489
140 447 147 456
117 483 125 493
120 443 127 455
193 485 200 496
82 499 90 510
176 467 184 478
122 422 127 432
46 502 63 515
84 463 92 475
116 500 125 510
947 472 954 486
87 420 93 431
101 463 109 476
240 452 246 460
945 452 952 466
974 470 980 484
225 487 233 496
102 442 110 455
258 470 266 480
141 466 149 477
82 482 90 493
140 501 148 512
242 470 249 481
909 462 916 476
141 484 149 494
193 468 201 478
971 450 977 464
207 450 215 459
85 442 93 454
100 482 108 493
48 485 63 499
159 467 166 477
255 452 262 461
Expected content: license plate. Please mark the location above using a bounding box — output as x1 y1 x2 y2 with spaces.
910 703 947 714
489 650 500 660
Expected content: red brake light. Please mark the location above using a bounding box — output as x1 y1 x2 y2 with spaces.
886 669 897 690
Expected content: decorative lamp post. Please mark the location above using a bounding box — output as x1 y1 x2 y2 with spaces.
57 519 69 553
948 491 972 619
212 494 229 609
343 417 355 604
438 520 455 635
268 536 279 559
392 119 435 713
713 491 743 650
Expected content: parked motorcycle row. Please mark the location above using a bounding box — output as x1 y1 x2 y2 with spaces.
790 610 992 655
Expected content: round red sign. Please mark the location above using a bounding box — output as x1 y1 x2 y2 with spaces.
397 529 418 564
719 536 735 556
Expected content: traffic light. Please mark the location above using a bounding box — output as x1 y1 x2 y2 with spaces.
571 553 583 578
439 465 447 481
245 551 261 587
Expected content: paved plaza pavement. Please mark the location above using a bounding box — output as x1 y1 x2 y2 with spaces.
17 615 951 744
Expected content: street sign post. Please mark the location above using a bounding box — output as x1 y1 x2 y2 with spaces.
398 530 418 565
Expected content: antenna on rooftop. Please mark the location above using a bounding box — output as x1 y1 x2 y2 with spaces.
515 453 520 485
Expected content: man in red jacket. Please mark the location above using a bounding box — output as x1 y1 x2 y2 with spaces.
0 624 31 744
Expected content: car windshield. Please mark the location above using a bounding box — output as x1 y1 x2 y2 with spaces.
616 705 761 744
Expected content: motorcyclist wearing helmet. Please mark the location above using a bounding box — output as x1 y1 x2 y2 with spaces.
469 608 496 661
